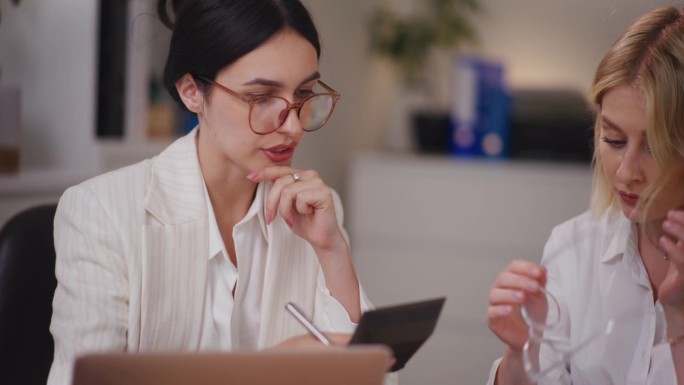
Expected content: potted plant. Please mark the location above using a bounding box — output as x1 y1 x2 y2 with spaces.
368 0 481 153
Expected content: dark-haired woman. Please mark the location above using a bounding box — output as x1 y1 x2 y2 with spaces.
47 1 388 384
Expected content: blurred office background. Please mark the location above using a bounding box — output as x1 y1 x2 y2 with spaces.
0 1 677 384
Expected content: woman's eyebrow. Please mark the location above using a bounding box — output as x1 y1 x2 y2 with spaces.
600 115 623 133
242 71 320 87
242 78 282 87
299 71 321 85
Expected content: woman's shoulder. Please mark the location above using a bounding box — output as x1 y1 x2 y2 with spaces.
69 159 154 197
550 208 624 240
66 130 198 200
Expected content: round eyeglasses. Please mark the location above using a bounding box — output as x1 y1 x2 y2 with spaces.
520 285 642 385
195 75 340 135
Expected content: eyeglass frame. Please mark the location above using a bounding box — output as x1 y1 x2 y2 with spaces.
520 286 642 384
194 75 341 135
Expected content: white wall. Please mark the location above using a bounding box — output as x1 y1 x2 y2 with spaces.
294 0 376 193
0 0 680 187
473 0 679 91
0 0 99 173
360 0 679 152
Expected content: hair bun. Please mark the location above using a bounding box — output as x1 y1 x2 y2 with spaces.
157 0 183 29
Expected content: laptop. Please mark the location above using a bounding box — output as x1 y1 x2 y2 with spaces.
72 346 391 385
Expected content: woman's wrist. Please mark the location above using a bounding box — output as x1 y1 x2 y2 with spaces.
664 306 684 345
313 230 349 260
497 348 533 385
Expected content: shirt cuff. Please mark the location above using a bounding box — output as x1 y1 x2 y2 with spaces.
485 357 502 385
315 285 359 333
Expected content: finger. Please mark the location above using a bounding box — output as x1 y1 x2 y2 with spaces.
667 209 684 226
663 218 684 247
660 232 684 267
506 259 545 278
250 166 320 183
261 169 322 224
277 182 298 226
293 183 329 215
264 174 296 224
277 179 324 225
489 287 526 306
248 166 298 182
275 173 325 224
493 270 542 293
325 333 352 346
487 304 515 318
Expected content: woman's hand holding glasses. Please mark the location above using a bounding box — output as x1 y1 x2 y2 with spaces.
487 260 548 385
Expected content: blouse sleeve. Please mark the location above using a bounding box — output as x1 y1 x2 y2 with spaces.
47 185 129 385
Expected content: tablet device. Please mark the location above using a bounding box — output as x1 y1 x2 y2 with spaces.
350 297 446 372
72 346 391 385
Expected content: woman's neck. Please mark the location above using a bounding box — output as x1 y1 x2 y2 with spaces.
637 221 671 302
197 140 257 227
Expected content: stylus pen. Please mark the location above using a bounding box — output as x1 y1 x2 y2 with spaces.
285 302 332 346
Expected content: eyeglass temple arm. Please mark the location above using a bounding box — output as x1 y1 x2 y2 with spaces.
316 80 339 95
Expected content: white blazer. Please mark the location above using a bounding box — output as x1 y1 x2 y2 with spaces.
47 129 373 385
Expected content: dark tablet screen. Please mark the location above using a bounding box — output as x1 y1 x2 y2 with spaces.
350 297 446 372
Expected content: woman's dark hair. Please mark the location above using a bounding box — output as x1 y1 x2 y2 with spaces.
157 0 321 109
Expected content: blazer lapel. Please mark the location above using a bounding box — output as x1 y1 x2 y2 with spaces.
139 129 209 350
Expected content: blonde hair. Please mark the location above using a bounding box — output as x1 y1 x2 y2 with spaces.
590 6 684 217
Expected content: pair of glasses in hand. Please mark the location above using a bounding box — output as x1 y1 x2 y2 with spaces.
520 287 630 385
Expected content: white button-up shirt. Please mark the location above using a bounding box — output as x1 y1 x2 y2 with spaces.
487 208 676 385
198 182 356 351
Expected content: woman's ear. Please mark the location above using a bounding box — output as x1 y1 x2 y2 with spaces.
176 74 204 113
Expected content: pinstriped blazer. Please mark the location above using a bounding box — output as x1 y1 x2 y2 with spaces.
47 129 371 385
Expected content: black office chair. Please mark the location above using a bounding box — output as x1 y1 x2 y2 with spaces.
0 204 58 385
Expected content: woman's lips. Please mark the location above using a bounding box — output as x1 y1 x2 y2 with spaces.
263 145 295 162
618 191 639 206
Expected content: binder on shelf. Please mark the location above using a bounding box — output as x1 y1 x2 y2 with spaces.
449 55 511 159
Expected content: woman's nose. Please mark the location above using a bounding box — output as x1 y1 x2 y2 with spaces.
616 148 644 184
276 106 304 135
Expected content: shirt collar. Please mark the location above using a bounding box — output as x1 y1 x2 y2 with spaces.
600 209 653 287
204 181 269 261
600 208 633 264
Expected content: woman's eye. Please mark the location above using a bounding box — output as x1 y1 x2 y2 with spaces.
248 93 270 100
295 89 315 99
249 95 275 105
601 137 626 148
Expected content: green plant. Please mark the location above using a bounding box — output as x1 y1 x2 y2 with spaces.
369 0 481 85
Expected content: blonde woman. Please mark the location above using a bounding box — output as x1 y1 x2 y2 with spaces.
487 6 684 385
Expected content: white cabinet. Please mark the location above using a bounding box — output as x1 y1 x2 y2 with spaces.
0 170 98 227
346 151 593 384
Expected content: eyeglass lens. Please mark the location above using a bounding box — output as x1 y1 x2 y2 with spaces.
521 287 561 331
251 94 335 134
521 286 637 385
521 287 568 383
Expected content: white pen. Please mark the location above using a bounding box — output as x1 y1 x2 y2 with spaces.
285 302 332 346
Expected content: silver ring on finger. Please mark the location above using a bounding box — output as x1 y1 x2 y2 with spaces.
292 172 301 183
